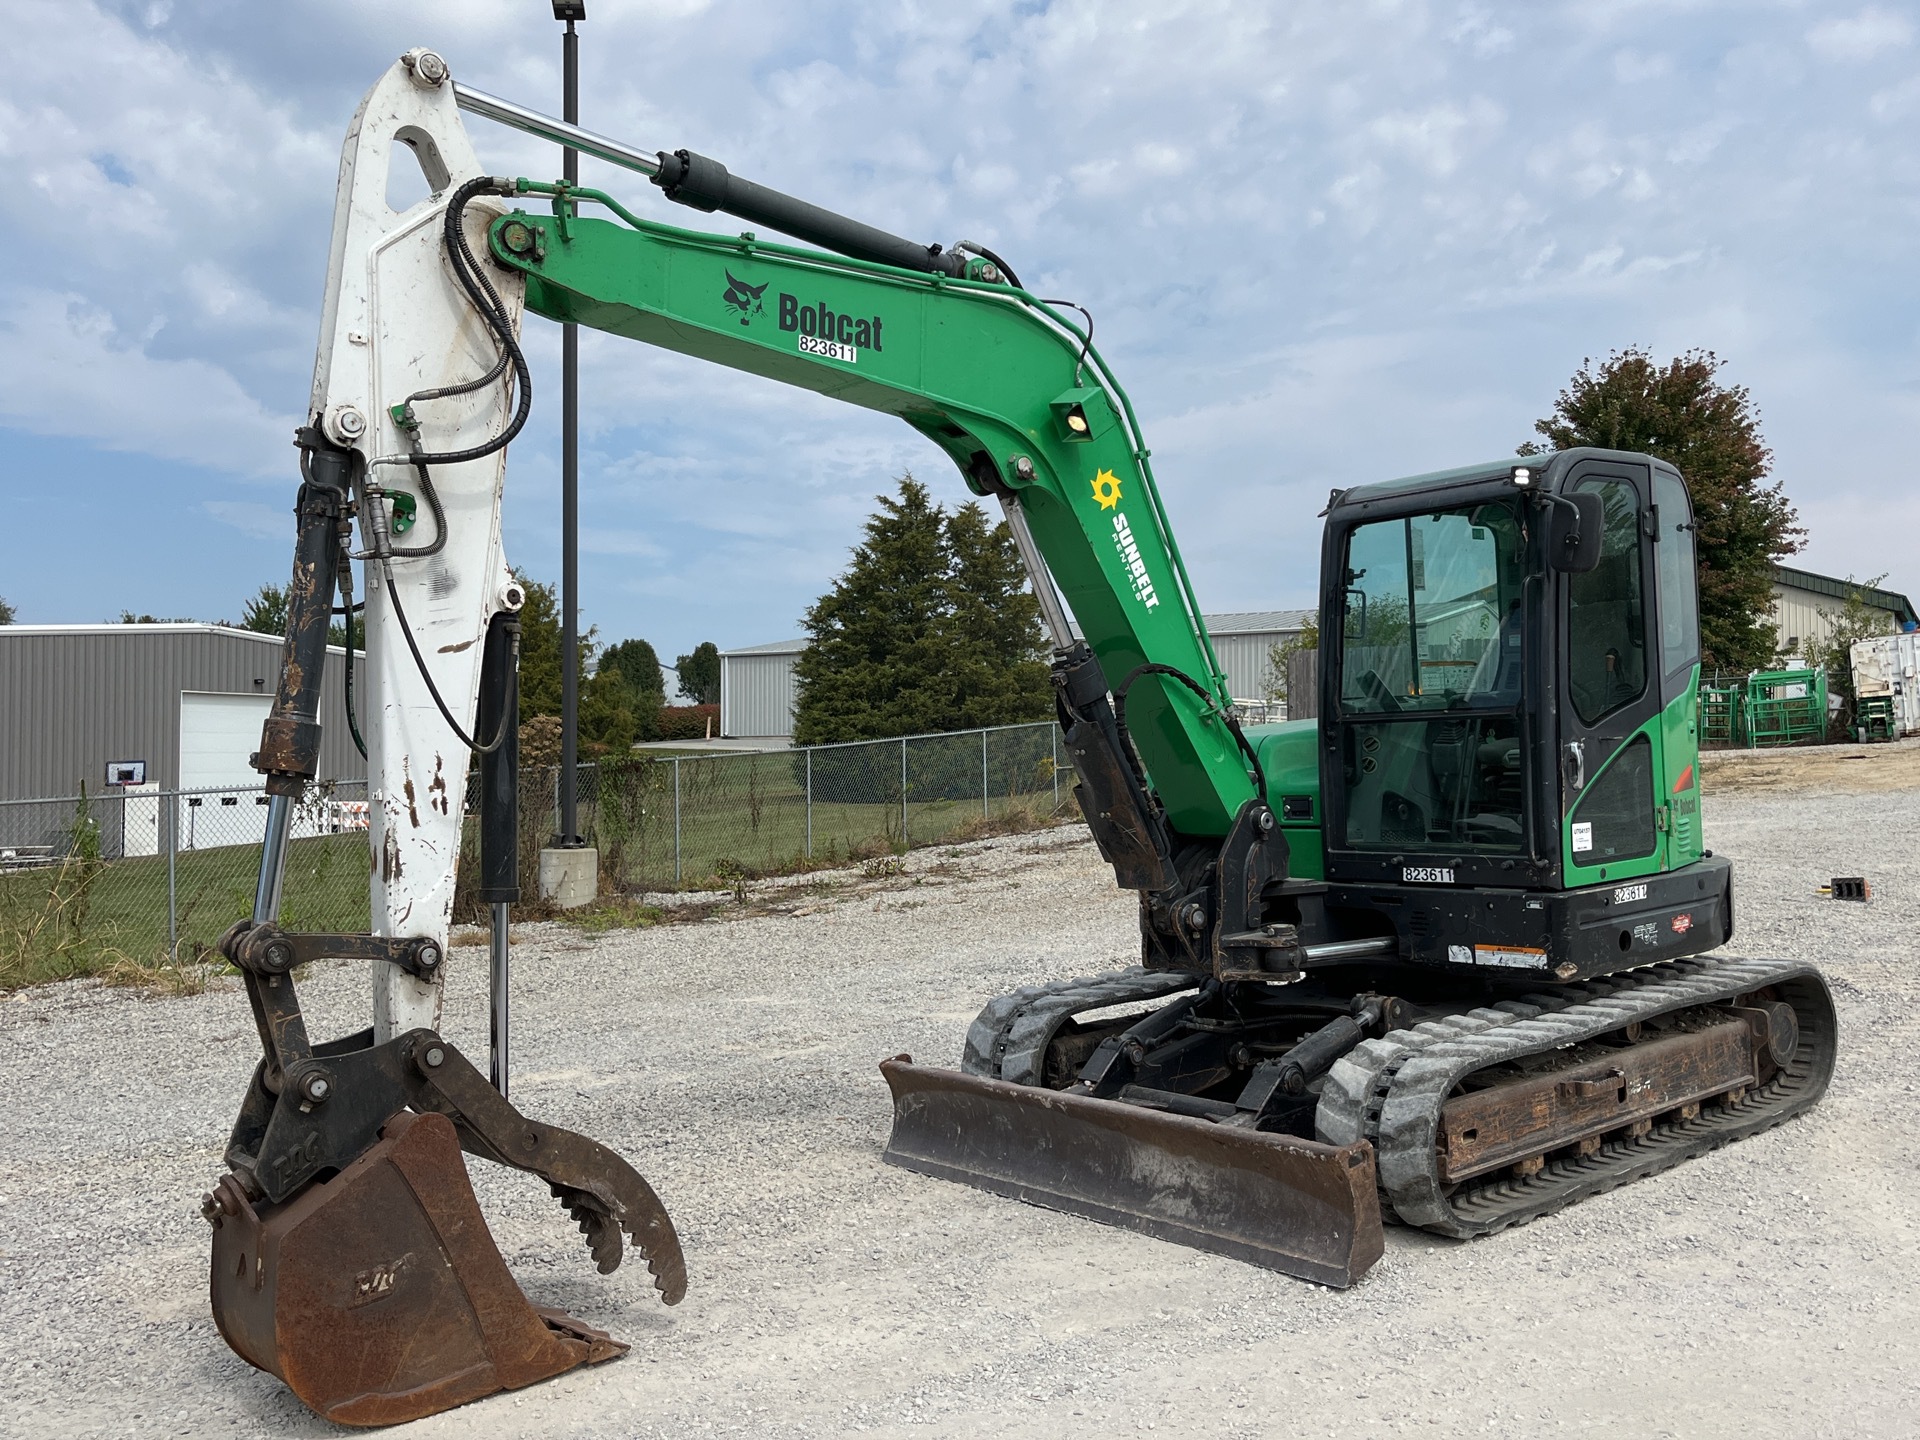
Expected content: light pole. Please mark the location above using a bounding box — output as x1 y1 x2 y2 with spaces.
534 0 599 910
556 0 583 850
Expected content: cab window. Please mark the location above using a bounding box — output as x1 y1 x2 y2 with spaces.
1652 471 1700 683
1567 479 1646 725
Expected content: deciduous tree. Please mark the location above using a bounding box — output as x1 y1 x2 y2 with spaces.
674 641 721 705
1522 347 1802 672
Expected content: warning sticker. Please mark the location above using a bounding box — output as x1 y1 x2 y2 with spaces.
1447 944 1472 965
1571 821 1593 853
1475 944 1549 969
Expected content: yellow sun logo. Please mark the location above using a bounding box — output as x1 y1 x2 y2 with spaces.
1091 469 1122 510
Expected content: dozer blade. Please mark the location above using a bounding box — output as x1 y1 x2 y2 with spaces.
880 1057 1384 1288
210 1110 626 1427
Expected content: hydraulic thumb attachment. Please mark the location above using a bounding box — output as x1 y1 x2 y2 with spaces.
206 921 686 1426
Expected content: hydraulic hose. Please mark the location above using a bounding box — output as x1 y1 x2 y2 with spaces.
1113 662 1268 802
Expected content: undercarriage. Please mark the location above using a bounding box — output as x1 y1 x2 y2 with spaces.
883 952 1835 1282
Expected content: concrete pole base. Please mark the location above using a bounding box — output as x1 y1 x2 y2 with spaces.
537 847 599 909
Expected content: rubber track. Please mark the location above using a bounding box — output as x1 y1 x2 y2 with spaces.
1316 955 1837 1238
962 968 1199 1086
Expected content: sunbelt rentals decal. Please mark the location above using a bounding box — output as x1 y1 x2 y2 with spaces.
1093 469 1158 611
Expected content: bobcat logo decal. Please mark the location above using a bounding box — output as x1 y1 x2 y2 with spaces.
722 271 769 325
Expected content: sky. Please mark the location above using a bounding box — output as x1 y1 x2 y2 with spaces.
1 0 1917 666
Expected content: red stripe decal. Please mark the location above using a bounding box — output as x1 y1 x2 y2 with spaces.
1672 763 1695 794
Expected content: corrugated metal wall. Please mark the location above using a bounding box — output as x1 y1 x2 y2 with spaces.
1211 632 1288 701
0 627 365 800
720 651 801 737
716 622 1305 738
1767 584 1900 659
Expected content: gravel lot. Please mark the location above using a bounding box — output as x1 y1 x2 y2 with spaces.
3 747 1918 1439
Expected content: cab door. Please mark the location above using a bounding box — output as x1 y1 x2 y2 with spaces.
1556 457 1663 886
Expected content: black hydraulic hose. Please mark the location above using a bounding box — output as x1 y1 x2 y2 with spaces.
389 177 532 475
1113 662 1268 801
385 176 531 558
955 240 1022 290
335 568 367 762
379 556 508 756
1037 297 1094 380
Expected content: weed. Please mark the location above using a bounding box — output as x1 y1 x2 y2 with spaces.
859 855 908 879
710 857 751 903
565 899 667 933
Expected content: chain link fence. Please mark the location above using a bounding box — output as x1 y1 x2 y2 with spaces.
2 721 1071 987
0 780 371 989
574 721 1067 892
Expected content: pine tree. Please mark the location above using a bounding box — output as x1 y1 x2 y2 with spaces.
511 571 628 752
597 638 666 741
793 475 1049 744
600 638 666 702
1523 347 1803 672
793 476 952 744
940 500 1050 729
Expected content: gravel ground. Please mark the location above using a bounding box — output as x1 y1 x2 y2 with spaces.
3 756 1918 1440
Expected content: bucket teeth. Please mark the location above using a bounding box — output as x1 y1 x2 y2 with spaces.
552 1183 623 1274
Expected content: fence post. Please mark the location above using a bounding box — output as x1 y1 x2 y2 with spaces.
1051 727 1060 807
900 737 909 844
165 789 178 959
804 746 813 858
981 728 990 820
673 757 682 886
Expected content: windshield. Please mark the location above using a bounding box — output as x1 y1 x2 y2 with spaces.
1339 502 1525 714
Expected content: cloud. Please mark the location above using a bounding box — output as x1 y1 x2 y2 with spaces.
4 0 1920 652
0 289 296 477
1807 9 1913 62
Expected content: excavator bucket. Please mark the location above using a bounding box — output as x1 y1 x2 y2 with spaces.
209 1111 626 1428
880 1058 1385 1288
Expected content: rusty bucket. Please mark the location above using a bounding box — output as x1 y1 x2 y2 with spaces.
209 1110 626 1427
881 1057 1384 1288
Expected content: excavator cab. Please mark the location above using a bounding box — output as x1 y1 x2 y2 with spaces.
1314 448 1731 979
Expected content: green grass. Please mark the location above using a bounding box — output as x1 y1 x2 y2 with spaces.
0 833 368 991
0 727 1072 991
587 727 1065 887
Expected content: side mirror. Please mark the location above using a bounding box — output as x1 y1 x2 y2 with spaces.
1549 491 1605 573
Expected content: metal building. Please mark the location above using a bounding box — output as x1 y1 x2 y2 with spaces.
1769 566 1917 660
718 638 808 741
717 611 1311 740
1202 610 1316 703
0 624 365 802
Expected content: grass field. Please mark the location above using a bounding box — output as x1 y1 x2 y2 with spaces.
0 726 1067 991
0 833 368 991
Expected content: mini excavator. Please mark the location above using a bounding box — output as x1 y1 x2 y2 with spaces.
204 50 1836 1425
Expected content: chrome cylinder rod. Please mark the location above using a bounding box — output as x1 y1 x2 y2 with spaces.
997 495 1076 653
251 794 294 925
489 901 511 1100
453 82 661 179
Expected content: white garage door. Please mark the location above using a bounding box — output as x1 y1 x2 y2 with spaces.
179 692 272 790
179 692 273 851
